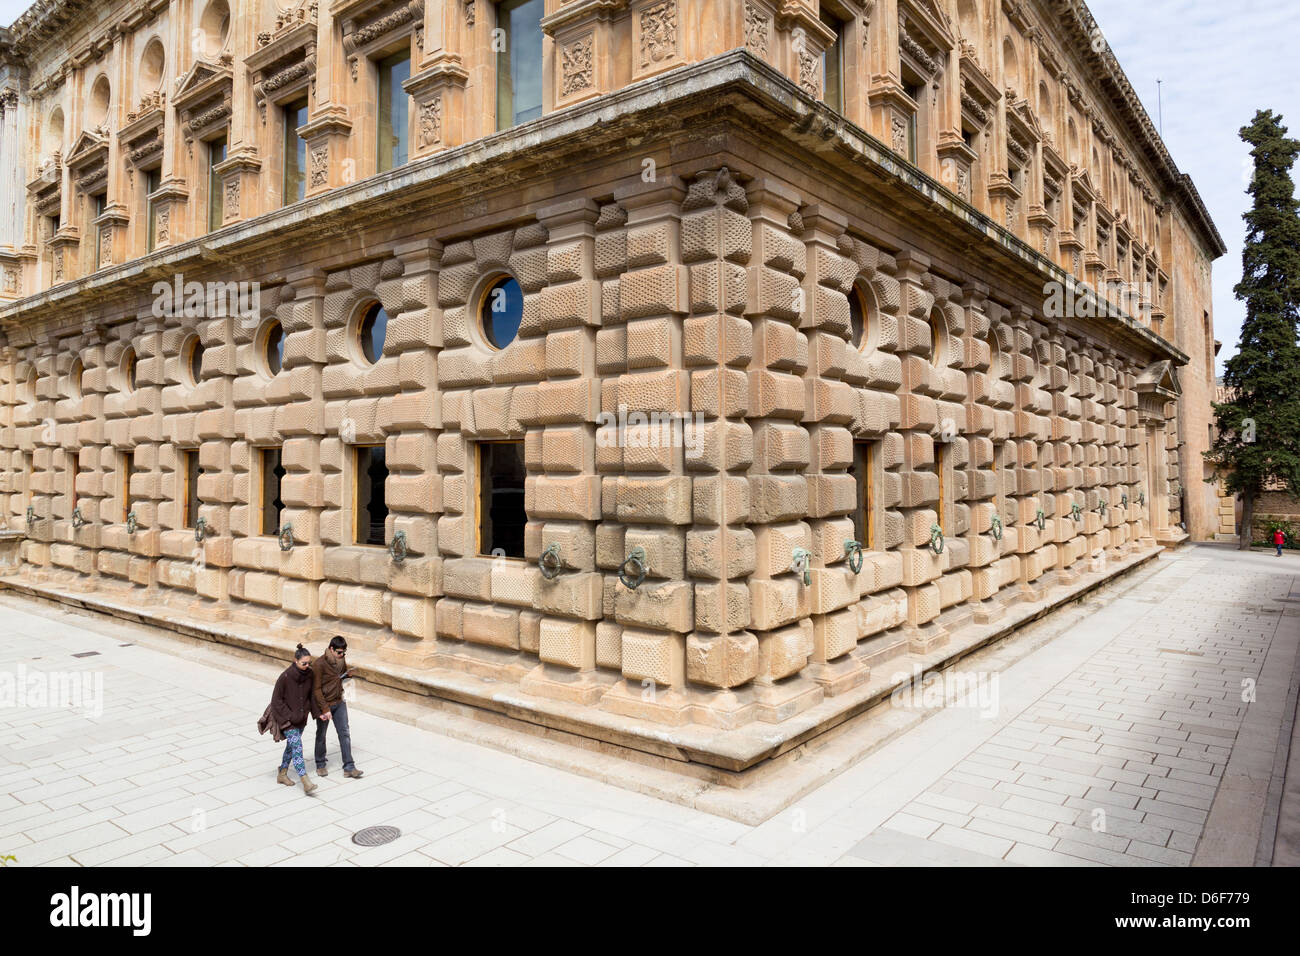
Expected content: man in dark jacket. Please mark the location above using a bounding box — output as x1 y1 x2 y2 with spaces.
312 636 363 778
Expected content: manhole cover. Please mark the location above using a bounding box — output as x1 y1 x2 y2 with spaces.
352 826 401 847
72 651 100 658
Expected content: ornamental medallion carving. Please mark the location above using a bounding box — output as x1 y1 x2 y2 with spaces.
310 144 329 187
743 2 769 58
639 1 677 67
561 35 594 95
419 97 443 147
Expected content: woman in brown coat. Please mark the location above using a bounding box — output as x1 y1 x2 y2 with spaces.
271 644 326 794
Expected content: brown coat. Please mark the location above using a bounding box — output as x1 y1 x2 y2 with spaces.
267 662 323 732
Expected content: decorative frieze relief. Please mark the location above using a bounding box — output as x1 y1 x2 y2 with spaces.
891 115 907 154
743 2 770 58
561 34 594 95
418 96 442 147
224 180 240 220
310 144 329 188
639 1 677 68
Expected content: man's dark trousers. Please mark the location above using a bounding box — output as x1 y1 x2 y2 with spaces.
315 701 355 772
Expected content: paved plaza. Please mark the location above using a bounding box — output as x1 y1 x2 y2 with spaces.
1 542 1297 867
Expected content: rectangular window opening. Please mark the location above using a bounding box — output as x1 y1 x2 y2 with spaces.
92 192 106 267
120 450 137 523
283 99 309 205
376 51 411 172
260 447 285 536
354 444 389 546
477 441 526 558
495 0 544 131
184 449 203 529
937 443 951 535
849 440 873 549
144 168 161 252
903 81 923 164
207 135 227 232
820 11 845 113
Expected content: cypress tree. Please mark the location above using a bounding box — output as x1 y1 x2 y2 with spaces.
1208 110 1300 549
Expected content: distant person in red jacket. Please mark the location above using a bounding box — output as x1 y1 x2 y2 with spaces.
1275 529 1286 556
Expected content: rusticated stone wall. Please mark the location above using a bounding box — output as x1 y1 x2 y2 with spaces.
0 156 1181 731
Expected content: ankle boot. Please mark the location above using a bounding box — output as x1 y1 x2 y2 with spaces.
277 767 293 786
301 773 318 796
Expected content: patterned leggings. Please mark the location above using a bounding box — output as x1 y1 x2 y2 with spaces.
279 728 306 775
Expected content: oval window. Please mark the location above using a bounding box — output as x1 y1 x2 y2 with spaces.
358 303 388 364
480 276 524 350
929 309 945 366
187 338 205 385
263 321 285 376
122 348 137 392
849 284 868 350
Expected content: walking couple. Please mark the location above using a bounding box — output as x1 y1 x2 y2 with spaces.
258 636 364 795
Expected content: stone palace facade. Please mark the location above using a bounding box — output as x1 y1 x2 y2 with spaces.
0 0 1223 767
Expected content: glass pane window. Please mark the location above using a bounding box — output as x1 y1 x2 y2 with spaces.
283 99 309 204
481 276 524 349
92 193 106 266
207 135 227 231
359 303 388 364
377 52 411 172
264 322 285 376
145 168 161 251
820 12 844 112
496 0 544 130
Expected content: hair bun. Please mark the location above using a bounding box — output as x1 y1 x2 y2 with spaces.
296 643 305 651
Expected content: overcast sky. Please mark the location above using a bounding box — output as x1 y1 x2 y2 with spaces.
2 0 1297 372
1087 0 1300 374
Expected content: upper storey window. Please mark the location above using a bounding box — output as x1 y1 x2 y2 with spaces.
376 51 411 172
207 135 227 232
496 0 544 130
819 10 846 113
283 99 309 205
144 168 161 252
902 82 922 164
